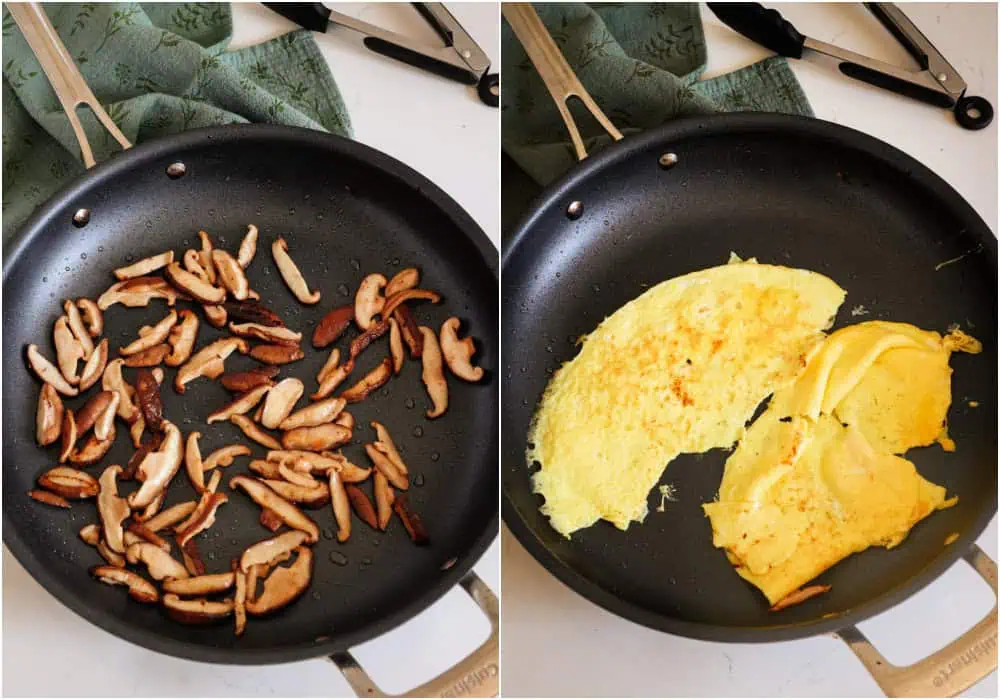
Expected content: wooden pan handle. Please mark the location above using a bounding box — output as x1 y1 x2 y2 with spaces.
836 543 997 697
502 2 622 161
6 2 131 168
328 571 499 697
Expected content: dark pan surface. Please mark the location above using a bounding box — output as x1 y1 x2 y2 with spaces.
502 114 997 642
3 125 498 664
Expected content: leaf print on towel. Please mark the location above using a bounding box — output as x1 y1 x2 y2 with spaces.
624 62 657 84
4 60 38 90
170 3 226 34
102 102 130 146
642 24 697 64
95 7 141 54
70 3 97 37
576 34 615 71
151 31 182 53
2 11 16 37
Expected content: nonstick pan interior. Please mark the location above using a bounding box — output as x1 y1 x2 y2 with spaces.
502 114 997 642
3 125 498 663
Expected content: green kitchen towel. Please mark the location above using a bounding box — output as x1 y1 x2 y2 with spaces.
502 3 813 186
2 2 351 241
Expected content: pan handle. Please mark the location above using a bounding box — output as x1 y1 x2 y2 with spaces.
6 2 131 169
328 570 499 697
835 543 997 697
502 3 622 161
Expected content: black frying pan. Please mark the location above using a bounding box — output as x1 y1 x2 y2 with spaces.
501 5 996 696
3 6 497 696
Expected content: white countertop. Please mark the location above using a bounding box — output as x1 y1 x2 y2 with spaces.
1 3 499 697
501 3 997 698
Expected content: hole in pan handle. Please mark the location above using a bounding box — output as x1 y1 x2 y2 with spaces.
328 571 499 697
477 72 500 108
6 2 131 169
954 95 994 131
835 543 997 697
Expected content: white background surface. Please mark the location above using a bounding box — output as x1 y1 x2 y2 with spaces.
2 2 499 697
501 2 997 698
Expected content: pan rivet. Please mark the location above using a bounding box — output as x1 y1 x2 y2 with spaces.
658 153 679 169
566 201 584 219
71 209 91 228
166 162 186 179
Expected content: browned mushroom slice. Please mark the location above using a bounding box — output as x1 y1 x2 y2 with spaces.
138 491 166 522
419 326 448 418
312 305 354 349
165 309 199 367
121 344 169 367
102 359 138 423
203 444 253 472
317 348 341 386
79 523 101 546
278 464 319 488
230 476 320 542
202 304 227 328
59 409 77 463
127 542 189 580
163 572 236 596
223 300 285 327
239 530 309 572
198 230 217 284
439 317 484 382
334 411 355 432
249 343 304 365
249 459 283 480
185 431 206 492
272 237 321 304
246 546 313 615
91 565 160 603
221 365 279 392
234 568 249 636
393 493 429 544
128 422 184 509
129 412 147 449
176 491 228 548
75 298 103 337
120 311 178 356
207 384 271 425
36 384 64 446
114 251 174 281
341 357 393 403
346 484 378 530
97 538 127 566
175 337 248 393
322 452 372 482
262 480 330 508
63 299 95 361
27 488 70 508
97 276 181 310
259 507 285 532
126 522 172 552
373 471 395 530
281 423 351 451
380 288 441 321
134 368 164 432
136 501 194 533
370 421 409 474
238 224 258 269
38 466 99 499
184 248 210 280
165 262 226 304
230 323 301 346
92 393 119 441
311 360 353 400
278 396 346 431
75 391 114 436
212 249 250 300
267 450 341 471
53 316 84 385
354 273 387 330
78 338 108 391
260 378 304 429
230 414 282 449
384 267 420 298
163 594 232 623
68 426 116 467
348 319 389 363
98 465 130 553
365 444 409 490
394 305 423 358
388 317 405 374
122 431 161 480
180 539 207 577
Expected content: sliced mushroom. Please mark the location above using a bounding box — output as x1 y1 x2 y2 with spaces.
317 348 341 386
229 322 301 346
122 344 170 367
75 298 103 337
129 422 184 509
102 359 138 423
252 402 265 424
122 431 162 480
394 305 423 358
151 368 164 384
195 230 217 282
247 546 313 615
238 224 258 269
207 384 271 424
393 493 429 544
138 491 165 522
311 360 353 400
281 423 351 451
58 409 77 463
184 248 210 280
278 396 346 431
203 444 252 472
212 249 250 300
249 343 304 365
334 411 355 432
278 464 319 488
348 318 389 362
267 450 342 472
165 309 199 367
180 539 207 577
329 468 355 543
164 262 226 304
126 522 172 551
272 237 320 304
75 391 114 436
97 276 181 310
127 542 189 581
175 337 248 393
120 311 178 356
230 414 282 449
223 300 284 327
130 412 147 449
142 500 197 533
221 365 279 392
114 251 174 281
365 443 409 490
354 273 387 330
323 452 372 482
380 288 441 321
79 523 101 546
312 305 354 348
439 317 484 381
346 484 378 530
93 392 119 441
176 491 228 548
53 316 84 385
259 507 285 532
261 378 304 429
36 384 64 446
373 471 395 530
98 465 130 553
249 459 283 480
163 594 232 623
371 421 409 475
97 539 127 566
78 338 108 391
63 299 94 360
91 565 159 603
27 488 70 508
388 318 405 374
230 476 319 542
134 368 163 432
419 326 448 418
202 304 227 328
385 267 420 298
239 530 309 572
38 466 98 499
262 479 330 508
185 432 206 492
341 357 393 403
68 427 116 467
163 572 236 597
234 568 249 636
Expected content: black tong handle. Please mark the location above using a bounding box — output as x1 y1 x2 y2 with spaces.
263 3 331 32
707 3 805 59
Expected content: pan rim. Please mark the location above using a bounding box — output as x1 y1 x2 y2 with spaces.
501 112 997 643
4 123 499 665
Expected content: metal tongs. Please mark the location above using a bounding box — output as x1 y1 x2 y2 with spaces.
708 2 993 130
264 2 498 107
